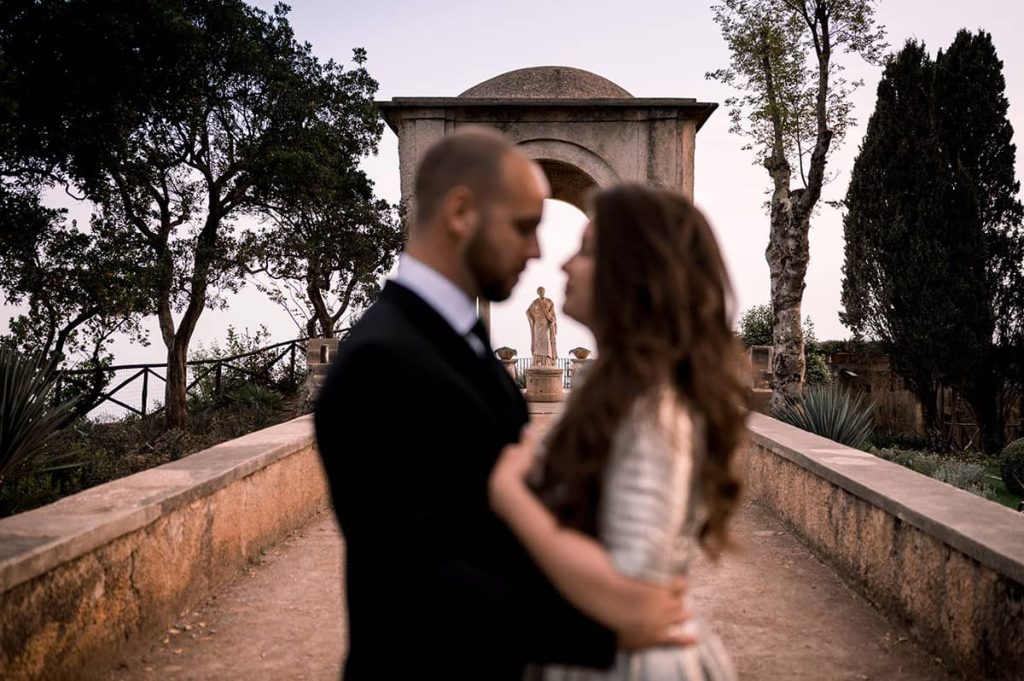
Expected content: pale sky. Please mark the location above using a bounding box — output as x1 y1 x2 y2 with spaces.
5 1 1024 364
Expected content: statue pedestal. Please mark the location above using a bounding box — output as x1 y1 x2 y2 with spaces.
525 365 564 402
499 358 518 382
569 358 594 387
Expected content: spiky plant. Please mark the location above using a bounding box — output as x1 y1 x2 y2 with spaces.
1 349 78 485
774 385 875 450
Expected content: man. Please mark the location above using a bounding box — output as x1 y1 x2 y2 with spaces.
527 286 558 366
315 128 686 681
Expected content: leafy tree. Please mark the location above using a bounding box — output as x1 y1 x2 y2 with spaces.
842 34 1024 453
841 41 952 443
1 1 384 428
737 303 774 347
0 183 153 416
708 0 886 411
738 303 832 384
241 103 401 338
934 31 1024 453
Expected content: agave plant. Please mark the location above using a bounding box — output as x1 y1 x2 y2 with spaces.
774 384 875 450
0 348 79 485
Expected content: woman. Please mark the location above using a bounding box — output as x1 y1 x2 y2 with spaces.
489 184 748 680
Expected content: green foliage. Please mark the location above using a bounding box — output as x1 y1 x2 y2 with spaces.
0 387 304 517
841 32 1024 453
188 325 306 409
0 185 151 414
737 305 832 385
0 1 385 428
0 349 80 486
873 447 997 501
804 352 833 386
999 438 1024 497
801 316 832 386
774 384 874 449
706 0 886 173
708 1 887 408
738 304 774 347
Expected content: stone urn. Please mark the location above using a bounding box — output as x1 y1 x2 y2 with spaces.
494 347 518 381
495 346 517 361
570 347 591 360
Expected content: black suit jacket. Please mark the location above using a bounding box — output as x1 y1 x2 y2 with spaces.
314 281 616 681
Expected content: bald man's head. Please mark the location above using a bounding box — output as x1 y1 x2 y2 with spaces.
407 127 548 302
413 128 515 230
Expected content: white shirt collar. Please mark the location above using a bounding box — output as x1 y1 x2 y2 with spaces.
392 253 479 337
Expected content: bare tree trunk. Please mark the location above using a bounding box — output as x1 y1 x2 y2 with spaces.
766 192 811 412
307 278 334 339
920 385 943 451
967 370 1005 455
160 209 220 429
165 339 189 429
762 134 811 413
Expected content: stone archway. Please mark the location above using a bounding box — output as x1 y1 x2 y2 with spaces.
378 66 717 331
514 138 619 211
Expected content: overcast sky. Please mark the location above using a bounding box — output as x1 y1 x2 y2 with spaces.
5 1 1024 363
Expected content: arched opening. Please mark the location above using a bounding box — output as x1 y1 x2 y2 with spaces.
536 159 598 213
489 199 597 364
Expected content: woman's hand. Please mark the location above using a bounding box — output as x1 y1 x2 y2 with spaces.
489 424 540 519
615 576 696 650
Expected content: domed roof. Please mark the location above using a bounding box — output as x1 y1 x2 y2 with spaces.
459 66 632 99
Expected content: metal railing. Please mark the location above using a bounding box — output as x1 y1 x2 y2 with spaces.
514 357 574 388
55 338 309 422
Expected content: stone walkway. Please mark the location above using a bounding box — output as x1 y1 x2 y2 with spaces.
105 501 959 680
104 402 961 679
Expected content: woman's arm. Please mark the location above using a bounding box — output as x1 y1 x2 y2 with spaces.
489 428 694 649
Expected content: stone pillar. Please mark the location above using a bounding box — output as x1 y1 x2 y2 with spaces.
569 358 594 387
499 358 518 382
305 337 340 401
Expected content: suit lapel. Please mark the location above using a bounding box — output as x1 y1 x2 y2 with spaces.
382 282 523 424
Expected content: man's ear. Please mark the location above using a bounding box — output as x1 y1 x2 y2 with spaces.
440 186 479 239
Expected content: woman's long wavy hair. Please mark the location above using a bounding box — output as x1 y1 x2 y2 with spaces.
534 184 748 557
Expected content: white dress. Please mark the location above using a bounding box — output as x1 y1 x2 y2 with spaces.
528 387 737 681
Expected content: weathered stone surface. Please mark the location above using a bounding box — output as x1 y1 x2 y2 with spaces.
378 66 715 254
739 412 1024 678
0 416 328 681
525 365 564 403
459 66 633 99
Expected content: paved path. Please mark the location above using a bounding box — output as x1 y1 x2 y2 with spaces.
106 402 959 679
105 501 958 680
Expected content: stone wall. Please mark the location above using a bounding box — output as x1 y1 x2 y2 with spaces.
0 416 328 681
740 413 1024 679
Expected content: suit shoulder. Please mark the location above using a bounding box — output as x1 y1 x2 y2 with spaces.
337 299 418 359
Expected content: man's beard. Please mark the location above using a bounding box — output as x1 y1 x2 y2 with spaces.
465 227 515 302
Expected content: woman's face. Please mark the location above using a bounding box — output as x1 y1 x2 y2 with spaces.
562 221 596 328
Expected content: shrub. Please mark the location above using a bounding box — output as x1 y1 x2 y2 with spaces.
1000 438 1024 497
737 304 773 347
872 447 997 500
933 461 996 500
774 385 875 450
805 351 833 386
188 325 306 408
872 447 940 476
